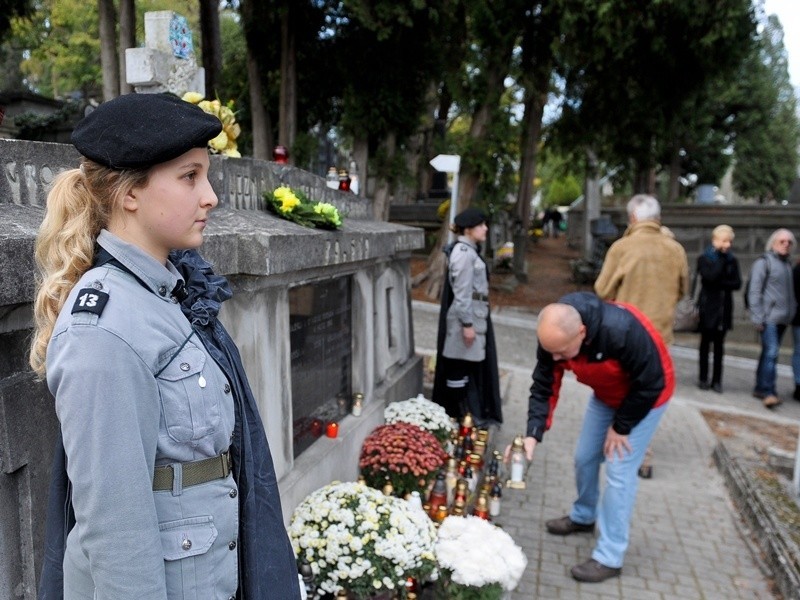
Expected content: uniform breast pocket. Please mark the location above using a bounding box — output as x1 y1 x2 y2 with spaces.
157 345 220 443
160 516 217 599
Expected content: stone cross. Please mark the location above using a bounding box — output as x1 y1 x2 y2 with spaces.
125 11 205 97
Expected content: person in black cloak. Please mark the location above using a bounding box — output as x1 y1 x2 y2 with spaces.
30 93 300 599
432 208 502 426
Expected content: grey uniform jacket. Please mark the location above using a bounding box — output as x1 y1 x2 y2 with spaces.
442 237 490 362
747 251 796 326
46 230 238 600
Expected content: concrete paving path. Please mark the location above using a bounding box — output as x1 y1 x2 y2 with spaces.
413 300 798 599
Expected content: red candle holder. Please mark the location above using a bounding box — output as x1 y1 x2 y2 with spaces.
272 145 289 164
326 421 339 438
310 419 323 438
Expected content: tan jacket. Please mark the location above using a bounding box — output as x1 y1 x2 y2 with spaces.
594 220 689 344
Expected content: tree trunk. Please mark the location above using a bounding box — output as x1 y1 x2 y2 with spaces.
583 148 601 261
278 2 297 160
247 45 272 160
411 218 449 301
372 132 396 221
512 89 546 283
117 0 135 95
352 137 368 198
98 0 119 102
200 0 223 98
667 139 682 202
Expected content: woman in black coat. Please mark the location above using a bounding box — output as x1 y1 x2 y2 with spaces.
697 225 742 392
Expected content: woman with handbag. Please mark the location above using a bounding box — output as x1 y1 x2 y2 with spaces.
696 225 742 392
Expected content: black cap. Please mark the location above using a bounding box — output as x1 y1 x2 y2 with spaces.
454 208 486 228
71 93 223 169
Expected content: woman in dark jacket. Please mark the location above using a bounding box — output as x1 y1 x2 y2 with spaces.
697 225 742 392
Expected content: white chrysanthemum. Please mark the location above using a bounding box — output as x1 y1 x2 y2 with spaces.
435 516 527 591
290 481 437 595
384 394 455 441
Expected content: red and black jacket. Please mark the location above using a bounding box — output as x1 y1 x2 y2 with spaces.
527 292 674 442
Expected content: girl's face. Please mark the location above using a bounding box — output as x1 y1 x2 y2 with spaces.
465 222 488 243
712 234 733 253
116 147 218 263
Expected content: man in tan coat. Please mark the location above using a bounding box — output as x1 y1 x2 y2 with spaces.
594 194 689 477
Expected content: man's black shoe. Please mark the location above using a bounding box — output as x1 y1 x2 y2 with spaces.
711 383 723 393
545 515 595 535
571 558 621 583
697 380 710 390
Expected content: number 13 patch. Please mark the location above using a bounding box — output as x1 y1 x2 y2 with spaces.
71 288 110 316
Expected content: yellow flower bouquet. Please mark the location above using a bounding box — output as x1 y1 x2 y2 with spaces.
182 92 241 158
265 186 343 230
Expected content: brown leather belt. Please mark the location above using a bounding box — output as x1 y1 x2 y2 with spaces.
472 292 489 302
153 450 231 491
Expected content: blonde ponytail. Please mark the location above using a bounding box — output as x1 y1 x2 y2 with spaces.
29 161 150 377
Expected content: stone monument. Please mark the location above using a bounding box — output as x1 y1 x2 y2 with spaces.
125 11 205 96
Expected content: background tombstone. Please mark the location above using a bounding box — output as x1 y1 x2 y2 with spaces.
125 11 205 97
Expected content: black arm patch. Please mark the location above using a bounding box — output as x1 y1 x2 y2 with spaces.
71 289 110 316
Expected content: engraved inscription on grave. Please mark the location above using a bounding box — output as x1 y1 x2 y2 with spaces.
289 277 352 458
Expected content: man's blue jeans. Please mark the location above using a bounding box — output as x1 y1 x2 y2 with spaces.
755 323 787 396
568 396 668 568
792 326 800 387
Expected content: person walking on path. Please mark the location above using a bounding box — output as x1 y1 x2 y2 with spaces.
696 225 742 393
512 292 673 583
594 194 689 345
432 208 502 426
30 93 301 599
593 194 687 478
748 228 796 408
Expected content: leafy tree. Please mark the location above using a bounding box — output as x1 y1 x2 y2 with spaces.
0 0 32 42
732 15 800 202
553 0 755 193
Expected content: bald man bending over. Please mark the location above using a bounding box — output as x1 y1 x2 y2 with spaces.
518 292 674 583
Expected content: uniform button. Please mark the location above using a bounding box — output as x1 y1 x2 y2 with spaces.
92 281 103 290
180 362 190 371
182 538 192 551
229 596 235 600
228 540 237 550
158 285 167 296
223 383 231 394
229 488 237 498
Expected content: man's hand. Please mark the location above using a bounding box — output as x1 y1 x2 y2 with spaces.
462 325 476 347
603 427 631 461
503 436 537 462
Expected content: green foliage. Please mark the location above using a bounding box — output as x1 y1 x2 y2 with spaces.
0 0 33 43
433 571 504 600
545 174 581 206
554 0 756 184
13 101 80 140
731 15 800 202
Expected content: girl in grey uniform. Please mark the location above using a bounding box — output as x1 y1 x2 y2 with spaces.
30 94 300 600
432 208 502 425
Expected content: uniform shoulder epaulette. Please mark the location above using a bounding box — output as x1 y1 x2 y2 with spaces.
71 282 110 316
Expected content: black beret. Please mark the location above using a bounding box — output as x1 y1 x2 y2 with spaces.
454 208 486 229
71 93 222 169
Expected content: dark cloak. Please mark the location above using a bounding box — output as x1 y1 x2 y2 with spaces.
431 242 502 425
38 249 300 600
